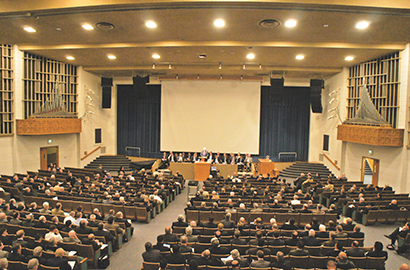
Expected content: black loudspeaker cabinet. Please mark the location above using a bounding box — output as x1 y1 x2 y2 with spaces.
270 78 285 102
310 79 324 113
101 77 113 87
102 86 112 109
133 76 149 99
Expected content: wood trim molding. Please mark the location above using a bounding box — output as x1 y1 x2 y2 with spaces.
16 118 81 135
322 153 340 171
337 124 404 147
81 146 101 161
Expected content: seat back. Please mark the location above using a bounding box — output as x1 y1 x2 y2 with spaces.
142 261 160 270
366 256 386 269
349 256 366 269
186 210 199 223
308 255 328 269
289 255 309 268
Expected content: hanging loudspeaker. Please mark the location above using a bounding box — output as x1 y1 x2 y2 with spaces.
310 79 324 113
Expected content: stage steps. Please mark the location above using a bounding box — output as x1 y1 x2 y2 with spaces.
279 162 335 179
84 155 132 172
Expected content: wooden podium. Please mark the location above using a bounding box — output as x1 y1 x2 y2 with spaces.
194 162 211 181
258 159 276 176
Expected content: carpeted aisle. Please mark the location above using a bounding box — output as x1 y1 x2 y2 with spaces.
106 181 190 270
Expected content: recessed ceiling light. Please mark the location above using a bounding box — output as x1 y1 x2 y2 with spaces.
66 56 75 60
356 21 369 29
56 28 61 31
323 24 329 28
108 55 116 60
214 19 225 28
24 27 36 33
285 19 297 28
345 56 354 61
152 54 160 59
247 53 255 59
146 21 157 28
82 24 94 30
296 54 304 60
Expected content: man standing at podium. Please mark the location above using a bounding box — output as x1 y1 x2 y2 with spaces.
200 147 209 159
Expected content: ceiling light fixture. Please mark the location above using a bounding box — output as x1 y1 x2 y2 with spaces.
214 19 225 28
240 75 243 81
345 56 354 61
242 64 246 69
82 24 94 30
145 21 157 28
356 21 369 29
323 24 329 28
219 63 222 69
296 54 305 60
285 19 297 28
220 75 223 80
152 63 155 69
197 75 200 79
24 26 36 33
259 64 262 69
66 56 75 60
247 53 255 59
176 74 179 80
152 54 160 59
169 64 172 69
107 55 116 60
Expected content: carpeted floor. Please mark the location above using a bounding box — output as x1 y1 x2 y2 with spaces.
105 182 410 270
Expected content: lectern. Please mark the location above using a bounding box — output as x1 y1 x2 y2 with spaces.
258 158 275 176
194 162 211 181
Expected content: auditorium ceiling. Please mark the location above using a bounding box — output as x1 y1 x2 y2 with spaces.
1 0 409 79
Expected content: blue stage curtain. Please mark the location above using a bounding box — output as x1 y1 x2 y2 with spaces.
259 86 311 161
117 85 161 157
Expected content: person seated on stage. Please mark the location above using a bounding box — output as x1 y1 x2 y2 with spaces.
177 153 184 162
192 153 199 163
185 153 192 162
207 152 213 163
214 152 221 164
229 153 235 164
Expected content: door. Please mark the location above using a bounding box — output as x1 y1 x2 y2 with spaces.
361 157 379 186
40 146 59 170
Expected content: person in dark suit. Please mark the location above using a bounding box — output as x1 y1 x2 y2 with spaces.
366 241 388 260
221 213 235 228
8 243 27 262
281 218 298 230
46 248 71 270
75 220 94 235
289 241 309 256
246 239 271 256
209 238 229 255
249 250 271 268
202 216 217 228
386 222 409 249
386 199 400 210
82 234 102 251
268 231 285 246
21 214 36 227
271 251 291 270
341 218 355 232
231 230 247 245
349 225 365 239
27 246 47 265
194 249 212 265
162 226 178 243
316 224 329 238
12 230 28 248
285 231 300 246
153 235 170 252
26 234 45 250
94 223 115 245
87 215 100 228
165 244 186 264
142 242 162 262
303 229 321 246
225 249 249 268
326 242 344 257
336 252 356 269
172 214 188 229
346 241 366 257
178 235 193 254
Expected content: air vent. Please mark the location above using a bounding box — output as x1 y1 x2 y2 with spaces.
95 22 116 30
258 19 281 29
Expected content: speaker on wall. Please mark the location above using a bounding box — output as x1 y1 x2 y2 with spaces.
102 86 112 109
310 79 324 113
133 75 149 99
101 77 113 109
270 78 285 102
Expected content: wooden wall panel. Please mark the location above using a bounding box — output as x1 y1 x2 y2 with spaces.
337 124 403 147
16 118 81 135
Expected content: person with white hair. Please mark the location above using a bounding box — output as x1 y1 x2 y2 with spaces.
200 147 209 158
39 202 51 214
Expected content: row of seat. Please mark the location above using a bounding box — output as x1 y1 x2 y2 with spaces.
185 210 338 227
361 209 409 225
142 255 385 270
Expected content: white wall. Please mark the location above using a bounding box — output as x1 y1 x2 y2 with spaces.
309 46 410 193
78 67 117 167
309 68 348 175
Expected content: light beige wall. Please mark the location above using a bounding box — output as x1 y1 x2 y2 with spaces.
308 68 348 176
309 46 410 193
78 67 117 167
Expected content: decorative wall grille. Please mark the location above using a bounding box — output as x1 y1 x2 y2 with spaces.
23 53 78 119
0 45 14 135
347 52 400 128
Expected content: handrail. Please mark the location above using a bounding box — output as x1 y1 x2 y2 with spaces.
322 152 340 171
278 152 297 162
81 146 101 161
125 146 141 157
